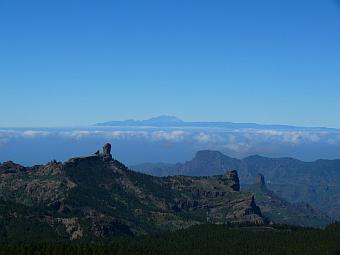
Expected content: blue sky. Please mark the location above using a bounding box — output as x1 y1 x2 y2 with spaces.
0 0 340 127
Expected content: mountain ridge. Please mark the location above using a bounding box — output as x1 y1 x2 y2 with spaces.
131 150 340 220
0 144 264 242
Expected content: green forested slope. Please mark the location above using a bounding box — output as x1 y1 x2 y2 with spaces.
0 223 339 255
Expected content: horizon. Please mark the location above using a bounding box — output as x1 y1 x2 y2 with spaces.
1 115 340 130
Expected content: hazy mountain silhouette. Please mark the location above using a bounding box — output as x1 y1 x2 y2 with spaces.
132 150 340 220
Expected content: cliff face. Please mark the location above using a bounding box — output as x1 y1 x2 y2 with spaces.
160 170 262 225
0 144 263 242
244 174 332 228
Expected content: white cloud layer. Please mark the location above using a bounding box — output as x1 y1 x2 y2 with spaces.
22 130 51 138
151 131 186 142
0 128 340 155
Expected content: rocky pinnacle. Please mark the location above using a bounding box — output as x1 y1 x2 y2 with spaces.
255 173 266 187
102 143 112 161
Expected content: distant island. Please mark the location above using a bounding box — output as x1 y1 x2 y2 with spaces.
96 115 339 131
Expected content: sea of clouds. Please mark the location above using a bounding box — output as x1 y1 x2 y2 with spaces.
1 127 340 166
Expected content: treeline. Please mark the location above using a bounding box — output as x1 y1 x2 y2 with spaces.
0 223 339 255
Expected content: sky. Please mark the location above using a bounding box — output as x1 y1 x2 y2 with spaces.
0 0 340 127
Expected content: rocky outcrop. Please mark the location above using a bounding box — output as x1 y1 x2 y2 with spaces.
103 143 111 156
0 161 26 173
65 143 113 166
162 170 263 225
101 143 113 161
225 196 263 224
57 217 84 240
255 173 266 187
222 170 240 191
244 174 333 228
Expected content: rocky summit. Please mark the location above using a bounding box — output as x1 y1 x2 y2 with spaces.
0 144 263 242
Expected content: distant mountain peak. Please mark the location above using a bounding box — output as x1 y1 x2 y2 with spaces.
194 150 226 160
146 115 183 123
95 115 184 127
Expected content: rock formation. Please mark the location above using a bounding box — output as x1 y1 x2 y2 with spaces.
222 170 240 191
103 143 111 156
0 160 26 173
243 174 333 228
255 173 266 188
101 143 112 161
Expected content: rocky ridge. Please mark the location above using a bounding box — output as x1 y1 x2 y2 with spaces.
0 144 263 242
